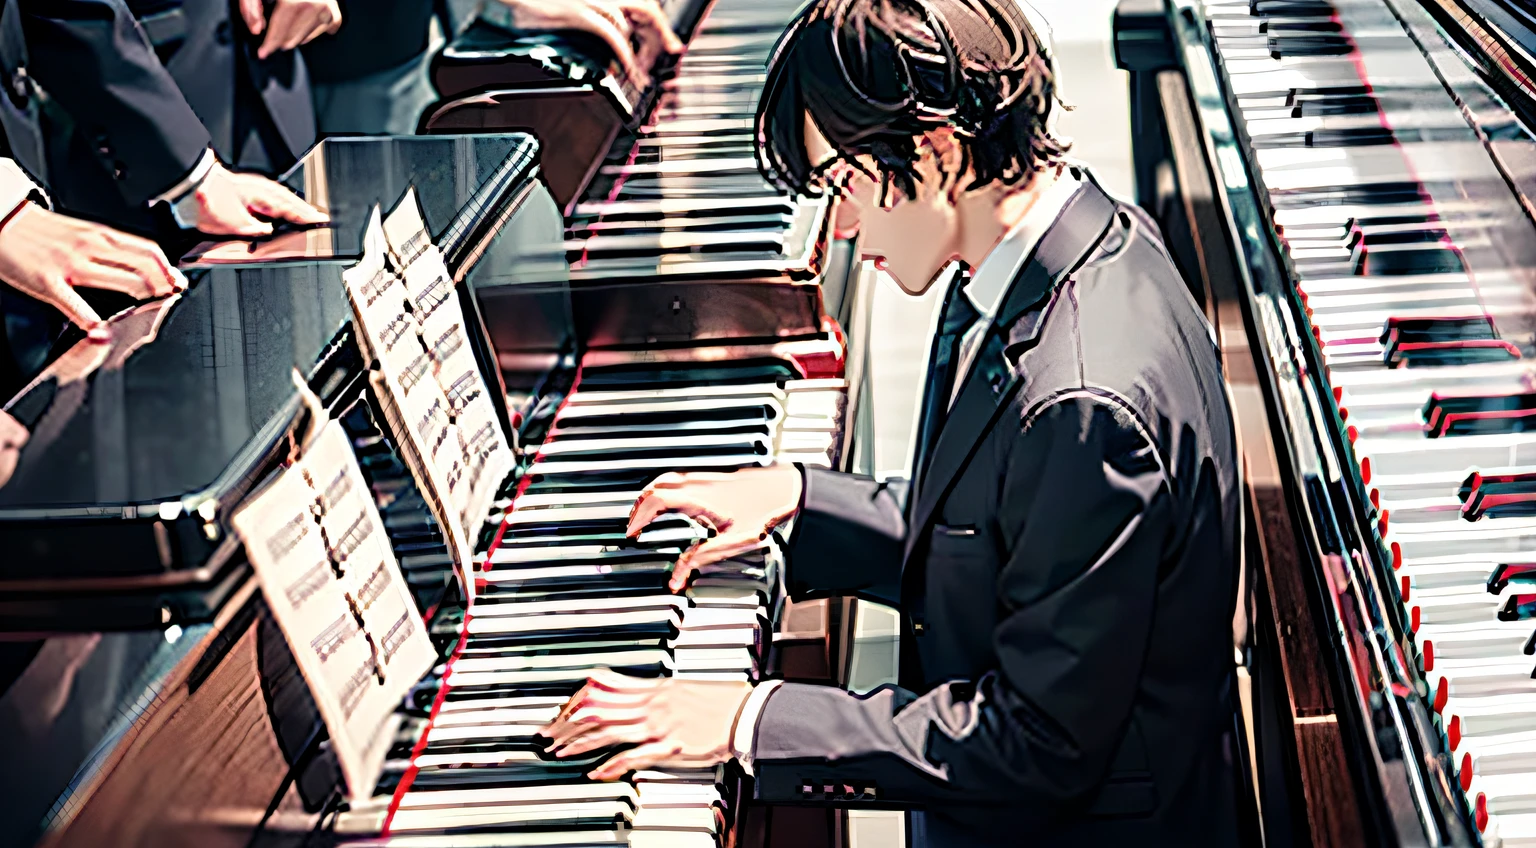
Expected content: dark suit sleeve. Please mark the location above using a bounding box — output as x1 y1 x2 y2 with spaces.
17 0 211 204
783 465 906 606
753 395 1172 817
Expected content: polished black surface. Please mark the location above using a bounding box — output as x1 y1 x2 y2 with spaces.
0 133 568 595
0 263 350 514
184 134 555 273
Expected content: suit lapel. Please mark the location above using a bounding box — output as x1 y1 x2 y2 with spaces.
902 182 1119 564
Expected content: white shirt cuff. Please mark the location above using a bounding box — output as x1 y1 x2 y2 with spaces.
731 679 784 773
0 158 47 222
151 148 217 226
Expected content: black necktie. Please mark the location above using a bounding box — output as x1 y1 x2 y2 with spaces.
911 275 981 499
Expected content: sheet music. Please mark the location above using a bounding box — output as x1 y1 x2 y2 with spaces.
231 420 434 802
381 189 516 547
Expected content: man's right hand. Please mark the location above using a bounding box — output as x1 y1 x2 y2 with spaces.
626 465 803 592
182 161 329 237
0 204 184 339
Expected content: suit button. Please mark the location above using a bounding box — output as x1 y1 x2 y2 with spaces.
215 21 231 45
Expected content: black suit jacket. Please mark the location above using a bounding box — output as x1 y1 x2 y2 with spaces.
0 0 313 230
752 181 1242 847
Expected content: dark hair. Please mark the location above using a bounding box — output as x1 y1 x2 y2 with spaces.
756 0 1068 201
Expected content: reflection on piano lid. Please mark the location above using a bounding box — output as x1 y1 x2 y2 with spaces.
0 134 564 632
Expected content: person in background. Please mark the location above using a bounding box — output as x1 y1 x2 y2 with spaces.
0 157 180 397
304 0 682 137
541 1 1243 846
0 0 332 236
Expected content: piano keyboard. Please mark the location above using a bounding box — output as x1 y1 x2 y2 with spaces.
335 351 845 846
1203 0 1536 842
566 0 829 281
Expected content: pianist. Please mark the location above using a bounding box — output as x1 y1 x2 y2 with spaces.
543 0 1243 846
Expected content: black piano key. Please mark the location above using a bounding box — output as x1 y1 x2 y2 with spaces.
1488 563 1536 595
1424 391 1536 437
1270 181 1426 207
579 358 798 388
1251 0 1335 15
1458 472 1536 520
1356 247 1464 276
1497 594 1536 621
1268 35 1353 57
1262 19 1344 32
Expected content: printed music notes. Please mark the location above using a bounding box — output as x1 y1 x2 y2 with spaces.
231 419 435 802
342 192 515 604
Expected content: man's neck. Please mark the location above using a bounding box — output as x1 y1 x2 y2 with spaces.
954 164 1064 270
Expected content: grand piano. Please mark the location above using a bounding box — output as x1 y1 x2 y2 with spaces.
1115 0 1536 843
0 0 869 844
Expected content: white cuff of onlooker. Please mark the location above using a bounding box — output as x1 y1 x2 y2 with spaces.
0 158 48 222
150 148 217 229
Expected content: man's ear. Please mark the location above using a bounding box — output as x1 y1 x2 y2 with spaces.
923 127 969 199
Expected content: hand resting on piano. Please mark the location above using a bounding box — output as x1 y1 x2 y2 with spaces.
0 196 184 340
626 466 804 592
491 0 684 88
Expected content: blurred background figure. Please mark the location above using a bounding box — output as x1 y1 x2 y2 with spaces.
304 0 680 136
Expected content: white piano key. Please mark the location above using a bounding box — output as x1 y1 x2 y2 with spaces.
474 595 687 618
388 801 635 833
396 784 637 812
467 608 682 636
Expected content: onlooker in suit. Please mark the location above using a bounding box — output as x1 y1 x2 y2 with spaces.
540 1 1243 846
0 0 332 236
0 156 180 395
304 0 681 136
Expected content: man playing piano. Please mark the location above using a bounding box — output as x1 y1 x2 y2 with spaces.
542 1 1243 845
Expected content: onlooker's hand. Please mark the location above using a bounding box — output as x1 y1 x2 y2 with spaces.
239 0 343 60
496 0 683 88
184 161 329 237
0 203 184 340
0 409 27 488
596 0 684 74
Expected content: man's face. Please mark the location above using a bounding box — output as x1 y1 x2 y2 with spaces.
803 114 956 295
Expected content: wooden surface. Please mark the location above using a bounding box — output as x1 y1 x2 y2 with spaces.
1155 68 1368 847
39 586 315 848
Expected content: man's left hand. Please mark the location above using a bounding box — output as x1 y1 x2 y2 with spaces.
540 669 752 780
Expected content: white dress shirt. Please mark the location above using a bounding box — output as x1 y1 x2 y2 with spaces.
948 165 1083 407
731 164 1091 773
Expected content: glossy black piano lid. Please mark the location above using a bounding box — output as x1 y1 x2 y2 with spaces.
182 134 553 273
0 262 352 574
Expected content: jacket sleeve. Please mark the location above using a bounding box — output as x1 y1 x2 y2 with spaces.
782 465 907 607
752 395 1172 818
17 0 211 205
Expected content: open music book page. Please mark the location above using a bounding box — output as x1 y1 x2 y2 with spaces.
230 419 435 803
344 206 480 605
383 188 515 557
